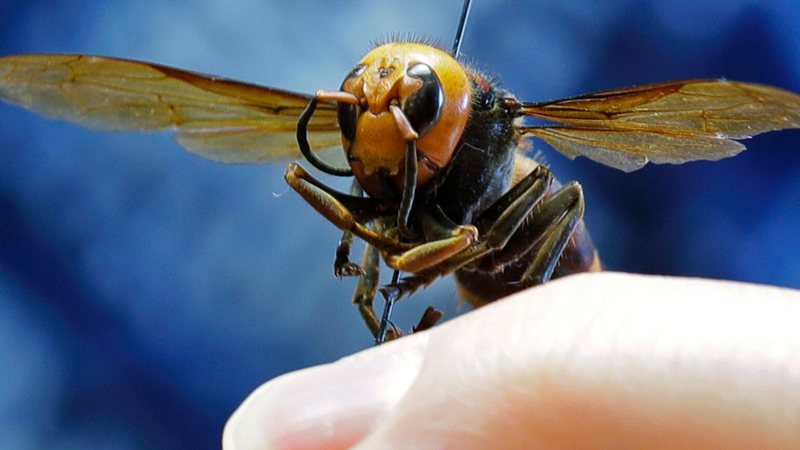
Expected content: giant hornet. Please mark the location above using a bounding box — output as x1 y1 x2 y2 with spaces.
2 0 799 343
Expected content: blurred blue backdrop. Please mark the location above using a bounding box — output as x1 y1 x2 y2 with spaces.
1 0 799 448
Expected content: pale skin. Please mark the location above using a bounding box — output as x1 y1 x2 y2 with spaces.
223 272 800 449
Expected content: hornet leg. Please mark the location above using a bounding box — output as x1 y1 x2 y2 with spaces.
386 165 555 296
474 181 586 286
285 163 413 254
351 243 401 341
334 180 367 277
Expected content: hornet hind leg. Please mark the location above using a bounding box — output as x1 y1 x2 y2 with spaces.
456 180 589 305
389 165 589 305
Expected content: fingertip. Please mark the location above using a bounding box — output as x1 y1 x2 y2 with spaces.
357 273 800 448
226 273 800 449
223 334 431 450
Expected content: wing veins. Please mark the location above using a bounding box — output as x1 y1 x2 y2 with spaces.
1 53 342 164
517 79 800 171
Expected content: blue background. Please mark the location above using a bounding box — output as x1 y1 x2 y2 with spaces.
2 0 799 448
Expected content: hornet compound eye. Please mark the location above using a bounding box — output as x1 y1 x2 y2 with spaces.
337 64 366 140
402 62 444 137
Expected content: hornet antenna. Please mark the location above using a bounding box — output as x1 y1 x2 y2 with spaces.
451 0 473 59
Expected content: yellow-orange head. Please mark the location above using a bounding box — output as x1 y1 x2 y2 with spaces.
337 42 472 200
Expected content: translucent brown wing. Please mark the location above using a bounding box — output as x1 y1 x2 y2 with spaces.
0 54 342 163
519 79 800 171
